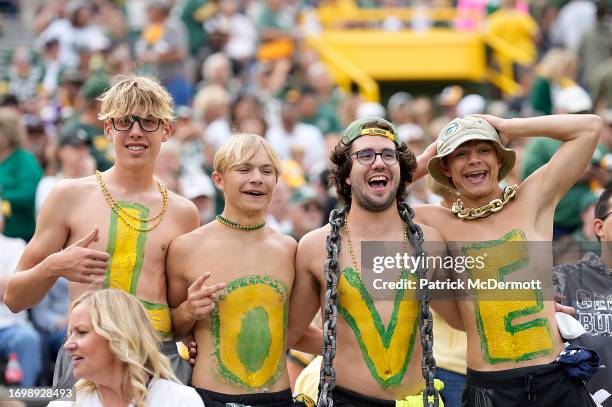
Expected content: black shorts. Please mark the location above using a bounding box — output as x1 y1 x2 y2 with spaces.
462 363 597 407
195 387 296 407
332 386 395 407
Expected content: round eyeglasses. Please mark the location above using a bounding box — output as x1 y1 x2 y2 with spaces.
111 116 161 132
351 148 399 166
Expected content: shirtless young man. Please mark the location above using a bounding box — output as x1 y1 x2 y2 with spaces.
415 114 602 406
168 134 318 406
4 75 200 388
287 118 457 406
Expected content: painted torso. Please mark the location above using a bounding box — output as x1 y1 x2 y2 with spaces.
184 225 294 394
415 200 564 372
308 224 435 400
65 177 187 339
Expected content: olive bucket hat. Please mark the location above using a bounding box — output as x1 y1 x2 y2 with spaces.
427 115 516 189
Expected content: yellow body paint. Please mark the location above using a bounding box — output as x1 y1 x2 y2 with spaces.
104 202 173 339
461 229 553 363
211 275 288 389
338 268 419 388
104 202 147 294
141 300 173 340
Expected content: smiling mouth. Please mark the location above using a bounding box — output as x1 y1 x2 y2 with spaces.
126 145 147 151
463 171 488 183
368 175 388 189
243 191 265 197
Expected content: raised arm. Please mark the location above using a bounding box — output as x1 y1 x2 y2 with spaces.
412 141 438 183
4 182 108 312
287 231 323 350
479 114 601 209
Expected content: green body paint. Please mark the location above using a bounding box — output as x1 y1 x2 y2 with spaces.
338 268 419 388
211 275 288 389
461 229 554 363
237 306 272 373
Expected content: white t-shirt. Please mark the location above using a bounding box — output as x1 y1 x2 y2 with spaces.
47 378 204 407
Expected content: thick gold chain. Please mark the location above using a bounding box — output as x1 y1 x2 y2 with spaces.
344 213 408 275
452 184 519 220
95 170 169 232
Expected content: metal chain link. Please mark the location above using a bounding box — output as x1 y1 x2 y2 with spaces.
317 203 439 407
398 202 439 407
452 184 518 220
318 206 347 407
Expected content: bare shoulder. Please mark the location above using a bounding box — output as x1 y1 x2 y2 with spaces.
298 224 331 254
42 176 97 209
419 223 445 242
169 222 214 252
167 190 198 216
265 227 298 252
413 204 452 228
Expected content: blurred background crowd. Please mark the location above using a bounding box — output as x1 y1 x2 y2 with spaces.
0 0 611 399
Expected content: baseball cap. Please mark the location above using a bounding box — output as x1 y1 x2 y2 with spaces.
427 115 516 189
289 186 322 207
81 75 110 100
341 117 400 147
555 86 592 113
180 172 215 200
58 128 89 147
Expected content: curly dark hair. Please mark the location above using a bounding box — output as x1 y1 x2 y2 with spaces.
330 120 417 206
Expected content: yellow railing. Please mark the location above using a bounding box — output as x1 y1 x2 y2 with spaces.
302 5 530 100
305 34 380 102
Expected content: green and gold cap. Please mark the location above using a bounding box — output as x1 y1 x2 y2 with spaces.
341 117 400 146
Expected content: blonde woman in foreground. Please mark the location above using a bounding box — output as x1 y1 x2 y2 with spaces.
49 289 203 407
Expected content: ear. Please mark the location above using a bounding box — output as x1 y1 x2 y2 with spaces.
161 121 173 142
594 218 605 240
211 171 224 191
345 177 351 186
103 120 113 142
438 158 451 178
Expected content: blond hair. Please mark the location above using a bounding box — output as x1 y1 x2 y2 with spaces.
213 133 282 175
97 75 174 122
71 289 177 407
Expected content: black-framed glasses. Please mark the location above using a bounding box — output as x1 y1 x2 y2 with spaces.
599 210 612 221
111 116 161 132
351 148 399 166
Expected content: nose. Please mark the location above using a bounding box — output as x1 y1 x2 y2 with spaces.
371 153 386 169
467 149 482 164
249 169 264 183
64 336 76 351
128 121 145 137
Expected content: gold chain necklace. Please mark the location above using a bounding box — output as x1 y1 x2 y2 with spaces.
452 184 519 220
95 170 169 232
344 213 408 275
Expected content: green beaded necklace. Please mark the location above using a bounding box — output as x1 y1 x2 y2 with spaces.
216 215 266 231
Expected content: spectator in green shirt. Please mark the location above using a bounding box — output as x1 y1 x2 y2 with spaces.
60 74 112 171
0 108 42 241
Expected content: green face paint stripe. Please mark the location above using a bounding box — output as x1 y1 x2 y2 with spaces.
210 275 288 389
462 229 553 364
103 201 149 294
338 267 418 388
